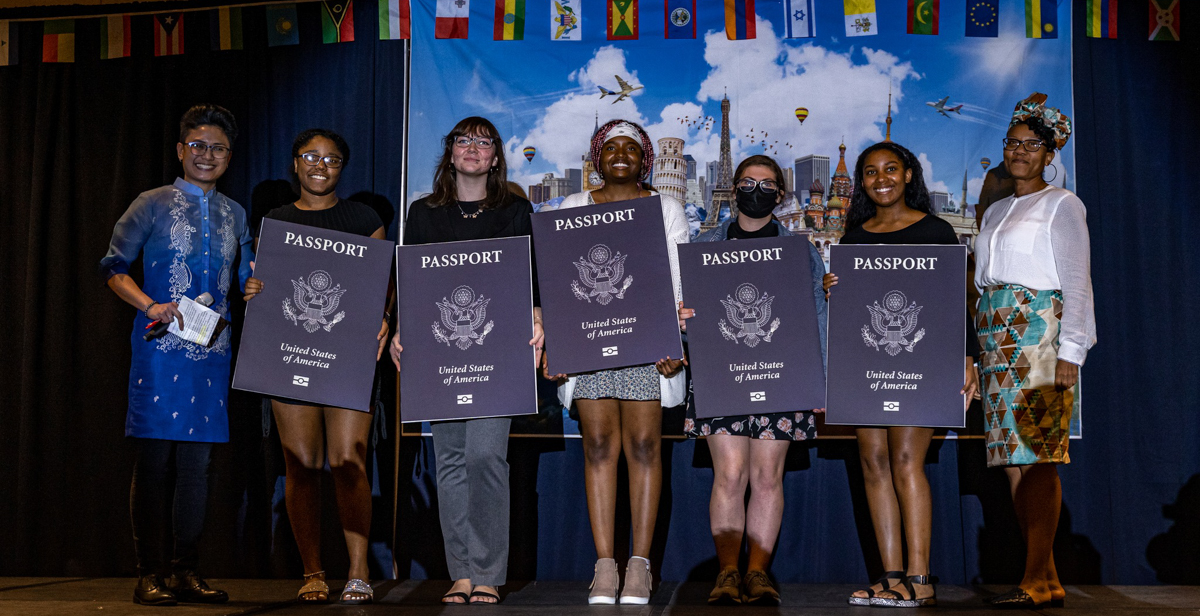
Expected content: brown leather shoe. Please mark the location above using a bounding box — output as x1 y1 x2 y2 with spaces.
133 574 177 606
166 571 229 604
708 566 742 605
743 570 781 606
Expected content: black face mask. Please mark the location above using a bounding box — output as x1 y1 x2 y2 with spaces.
735 186 779 219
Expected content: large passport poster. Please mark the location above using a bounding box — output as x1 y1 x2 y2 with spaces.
532 196 683 375
825 244 968 428
679 235 826 419
396 237 536 423
233 219 393 412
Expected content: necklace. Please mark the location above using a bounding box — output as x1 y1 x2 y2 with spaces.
456 201 480 218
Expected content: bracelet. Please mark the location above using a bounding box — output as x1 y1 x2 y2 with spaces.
143 300 158 318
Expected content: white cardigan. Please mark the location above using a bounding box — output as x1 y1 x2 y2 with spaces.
551 190 690 408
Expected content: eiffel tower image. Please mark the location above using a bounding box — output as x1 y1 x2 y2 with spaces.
702 91 736 231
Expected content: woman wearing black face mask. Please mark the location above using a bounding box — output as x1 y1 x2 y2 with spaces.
679 155 828 606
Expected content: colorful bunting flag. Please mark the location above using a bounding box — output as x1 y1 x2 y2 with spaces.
665 0 696 39
725 0 756 40
154 13 185 56
210 7 244 51
494 0 526 40
42 20 75 63
609 0 638 40
1025 0 1058 38
436 0 470 39
266 4 300 46
322 0 355 43
1149 0 1180 41
100 15 131 59
552 0 581 40
0 21 17 67
379 0 411 39
844 0 877 36
965 0 1000 37
785 0 815 38
907 0 939 34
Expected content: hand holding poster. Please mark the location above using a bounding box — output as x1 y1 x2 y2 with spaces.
396 236 536 423
679 235 826 418
233 219 393 412
825 244 968 427
531 196 683 375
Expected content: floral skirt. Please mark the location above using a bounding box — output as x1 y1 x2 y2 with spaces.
685 410 817 441
976 284 1075 467
573 365 661 401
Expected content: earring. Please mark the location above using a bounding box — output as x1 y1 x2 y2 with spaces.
1042 165 1058 183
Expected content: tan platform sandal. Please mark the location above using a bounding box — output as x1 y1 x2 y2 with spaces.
297 570 329 603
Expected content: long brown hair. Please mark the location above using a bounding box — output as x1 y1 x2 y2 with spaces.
427 116 512 210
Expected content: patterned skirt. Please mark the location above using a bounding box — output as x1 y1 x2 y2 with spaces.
573 365 661 401
684 410 817 442
976 284 1076 467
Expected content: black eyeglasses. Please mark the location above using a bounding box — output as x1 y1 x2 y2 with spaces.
185 141 232 159
1002 138 1046 152
298 152 344 168
735 178 779 194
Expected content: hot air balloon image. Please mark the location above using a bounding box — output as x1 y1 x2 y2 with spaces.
794 107 809 125
522 146 536 163
980 157 991 171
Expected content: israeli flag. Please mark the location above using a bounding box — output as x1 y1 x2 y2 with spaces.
785 0 815 38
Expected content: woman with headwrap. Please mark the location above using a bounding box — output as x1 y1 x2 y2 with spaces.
543 119 689 605
976 94 1095 609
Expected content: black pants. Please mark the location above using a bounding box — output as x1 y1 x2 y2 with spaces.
130 438 213 576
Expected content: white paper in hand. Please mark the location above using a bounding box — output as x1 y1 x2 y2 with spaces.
167 296 222 346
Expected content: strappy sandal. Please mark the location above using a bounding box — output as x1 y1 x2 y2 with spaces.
339 578 373 605
846 570 905 606
871 574 938 608
297 571 329 603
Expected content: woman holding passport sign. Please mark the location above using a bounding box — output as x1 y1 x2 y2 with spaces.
389 117 542 605
822 141 980 608
245 129 387 604
974 95 1094 610
543 119 689 606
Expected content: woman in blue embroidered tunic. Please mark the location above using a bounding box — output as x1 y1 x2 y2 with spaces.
99 105 252 606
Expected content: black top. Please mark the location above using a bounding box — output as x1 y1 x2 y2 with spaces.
726 219 781 240
265 199 384 237
840 214 979 358
404 195 539 305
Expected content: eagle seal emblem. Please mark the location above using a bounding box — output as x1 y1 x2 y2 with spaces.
434 285 494 350
719 283 780 348
862 290 925 356
283 270 347 333
571 244 632 306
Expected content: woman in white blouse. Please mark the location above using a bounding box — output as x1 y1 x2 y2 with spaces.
974 94 1095 610
542 120 689 606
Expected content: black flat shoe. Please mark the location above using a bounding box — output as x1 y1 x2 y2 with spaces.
988 587 1047 610
167 571 229 604
133 574 177 606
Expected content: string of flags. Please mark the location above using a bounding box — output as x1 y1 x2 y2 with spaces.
0 0 1181 67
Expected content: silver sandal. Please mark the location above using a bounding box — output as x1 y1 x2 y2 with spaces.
340 578 373 605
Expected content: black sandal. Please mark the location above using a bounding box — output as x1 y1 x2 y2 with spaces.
469 589 501 605
441 591 470 604
846 570 905 606
871 574 938 608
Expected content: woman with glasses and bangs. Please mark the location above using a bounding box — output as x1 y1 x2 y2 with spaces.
676 155 827 607
823 141 980 609
244 128 388 605
975 94 1094 610
389 116 543 605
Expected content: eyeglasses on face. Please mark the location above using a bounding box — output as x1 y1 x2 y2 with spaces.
297 152 344 168
185 141 232 159
735 178 779 194
1001 138 1047 152
454 136 495 150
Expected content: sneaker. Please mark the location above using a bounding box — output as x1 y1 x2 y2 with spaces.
618 557 652 605
742 570 780 606
588 558 618 605
708 566 742 605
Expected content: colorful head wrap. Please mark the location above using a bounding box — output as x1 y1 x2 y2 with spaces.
589 119 655 183
1010 92 1072 150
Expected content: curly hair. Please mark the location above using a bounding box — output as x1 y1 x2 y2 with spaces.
845 141 933 231
428 117 511 210
589 119 655 186
1011 117 1059 152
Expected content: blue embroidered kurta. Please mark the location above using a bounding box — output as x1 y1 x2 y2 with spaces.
100 178 253 442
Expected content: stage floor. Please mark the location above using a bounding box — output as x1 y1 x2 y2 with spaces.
1 578 1198 615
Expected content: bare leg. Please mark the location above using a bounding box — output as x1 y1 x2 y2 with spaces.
887 426 935 600
323 407 374 587
744 438 790 573
577 399 622 559
706 434 750 570
272 402 327 577
851 427 904 600
621 400 663 559
1005 464 1063 604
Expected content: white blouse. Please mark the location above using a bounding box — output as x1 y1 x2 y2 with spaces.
975 185 1097 366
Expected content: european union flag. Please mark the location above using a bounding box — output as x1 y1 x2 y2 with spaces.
665 0 696 39
266 3 300 47
965 0 999 37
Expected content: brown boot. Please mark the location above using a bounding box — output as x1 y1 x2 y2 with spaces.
588 558 618 605
743 570 780 606
619 557 652 605
708 566 742 605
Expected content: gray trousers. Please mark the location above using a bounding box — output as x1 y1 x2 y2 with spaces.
430 417 512 586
